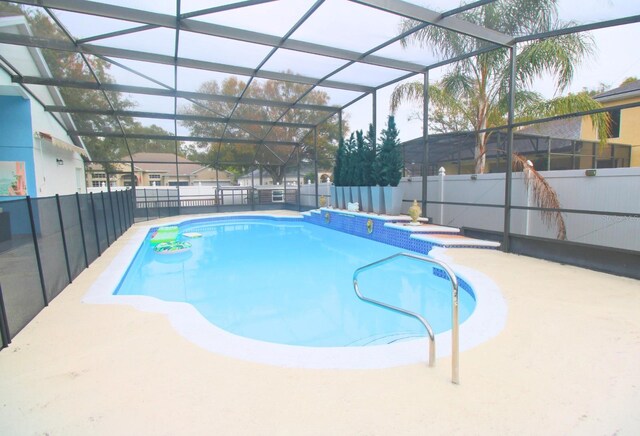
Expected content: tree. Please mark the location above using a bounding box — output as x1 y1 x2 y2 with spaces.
340 133 356 186
374 116 403 187
359 124 376 186
619 76 639 87
181 75 345 184
391 0 607 174
333 138 346 186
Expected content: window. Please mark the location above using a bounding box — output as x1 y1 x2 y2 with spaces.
272 189 284 203
93 172 106 179
92 181 103 187
149 174 161 180
607 109 621 138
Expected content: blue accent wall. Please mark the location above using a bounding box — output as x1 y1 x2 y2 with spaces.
0 95 36 198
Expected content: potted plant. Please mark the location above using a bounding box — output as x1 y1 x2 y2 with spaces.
345 133 359 208
333 137 346 208
377 116 404 215
370 138 385 215
358 124 375 213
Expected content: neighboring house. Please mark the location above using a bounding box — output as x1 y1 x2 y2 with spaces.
86 152 234 187
237 165 332 187
516 117 630 170
0 14 88 198
580 80 640 167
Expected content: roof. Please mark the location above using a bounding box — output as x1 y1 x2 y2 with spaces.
517 117 582 140
0 2 637 169
594 80 640 102
130 152 206 175
238 164 331 180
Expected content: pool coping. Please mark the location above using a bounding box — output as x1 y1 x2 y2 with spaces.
83 213 507 369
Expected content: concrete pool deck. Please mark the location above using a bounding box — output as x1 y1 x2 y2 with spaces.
1 211 639 435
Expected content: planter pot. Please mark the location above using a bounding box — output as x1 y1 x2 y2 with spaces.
350 186 361 209
336 186 345 209
383 185 404 216
339 186 348 208
330 185 337 208
371 186 385 214
359 186 372 213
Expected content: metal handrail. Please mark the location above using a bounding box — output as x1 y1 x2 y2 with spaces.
352 252 460 384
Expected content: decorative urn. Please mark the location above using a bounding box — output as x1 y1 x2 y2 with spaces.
408 199 421 225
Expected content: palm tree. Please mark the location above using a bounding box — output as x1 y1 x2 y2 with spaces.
390 0 610 175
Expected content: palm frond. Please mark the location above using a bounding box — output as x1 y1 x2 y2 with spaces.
515 27 594 93
493 0 558 35
522 92 611 146
512 153 566 240
390 81 424 114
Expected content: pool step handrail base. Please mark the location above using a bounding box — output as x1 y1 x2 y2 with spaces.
352 252 460 384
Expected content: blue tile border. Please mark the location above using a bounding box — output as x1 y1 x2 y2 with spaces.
304 209 435 255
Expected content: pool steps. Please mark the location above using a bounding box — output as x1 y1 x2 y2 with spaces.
304 207 500 252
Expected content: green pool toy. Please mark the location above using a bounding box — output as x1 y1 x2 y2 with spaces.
153 241 192 254
150 226 179 245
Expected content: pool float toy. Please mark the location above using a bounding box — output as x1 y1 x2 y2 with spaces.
182 232 202 238
154 240 192 254
150 226 179 245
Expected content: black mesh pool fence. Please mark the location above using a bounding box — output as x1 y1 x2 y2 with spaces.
0 190 134 348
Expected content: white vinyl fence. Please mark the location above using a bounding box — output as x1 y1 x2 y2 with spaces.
399 167 640 251
299 182 332 207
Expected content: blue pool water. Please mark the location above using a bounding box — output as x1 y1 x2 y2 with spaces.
116 217 476 347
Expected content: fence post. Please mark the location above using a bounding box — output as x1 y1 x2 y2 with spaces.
76 193 89 268
101 191 110 246
0 283 11 348
129 189 134 226
251 169 255 211
296 147 301 212
109 191 117 240
121 190 128 228
26 196 48 306
56 194 72 284
90 192 102 256
125 189 132 227
439 167 445 225
124 189 131 228
144 188 149 222
114 190 123 237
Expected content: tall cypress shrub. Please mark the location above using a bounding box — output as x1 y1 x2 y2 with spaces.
362 123 376 186
333 137 346 186
377 116 403 186
354 130 366 186
342 133 356 186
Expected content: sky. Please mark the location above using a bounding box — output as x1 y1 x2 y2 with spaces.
346 0 640 140
23 0 640 143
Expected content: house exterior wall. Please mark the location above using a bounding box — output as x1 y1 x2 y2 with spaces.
1 42 85 197
33 139 85 195
0 95 36 197
580 96 640 167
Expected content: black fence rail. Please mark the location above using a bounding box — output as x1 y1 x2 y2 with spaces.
0 189 134 349
133 187 301 221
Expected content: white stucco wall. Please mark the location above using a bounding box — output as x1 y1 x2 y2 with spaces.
33 138 85 196
0 17 86 197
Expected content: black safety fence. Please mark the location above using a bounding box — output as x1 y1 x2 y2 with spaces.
133 187 301 222
0 189 134 349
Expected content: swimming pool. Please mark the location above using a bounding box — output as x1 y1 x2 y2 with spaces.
85 213 507 369
115 216 476 347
